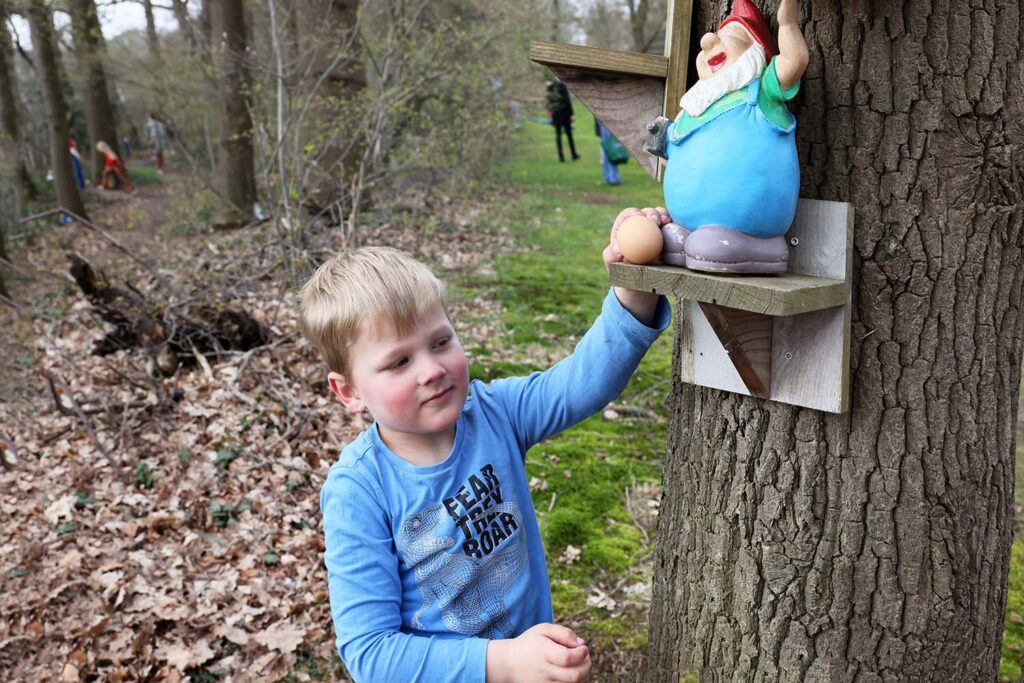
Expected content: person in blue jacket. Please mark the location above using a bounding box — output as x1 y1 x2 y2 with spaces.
298 217 670 682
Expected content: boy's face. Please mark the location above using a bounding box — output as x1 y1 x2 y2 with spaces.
328 302 469 449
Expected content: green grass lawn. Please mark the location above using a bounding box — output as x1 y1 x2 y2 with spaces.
449 107 672 655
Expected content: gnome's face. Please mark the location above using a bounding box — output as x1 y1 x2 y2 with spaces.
695 23 755 81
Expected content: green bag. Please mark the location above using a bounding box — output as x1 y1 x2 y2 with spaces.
601 134 629 165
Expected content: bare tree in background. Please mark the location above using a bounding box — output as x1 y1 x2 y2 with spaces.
68 0 122 184
170 0 195 51
292 0 365 214
141 0 161 59
579 0 631 50
645 1 1024 680
26 0 88 220
0 0 34 217
212 0 256 224
623 0 664 53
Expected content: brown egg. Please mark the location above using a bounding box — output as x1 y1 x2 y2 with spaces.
617 215 663 264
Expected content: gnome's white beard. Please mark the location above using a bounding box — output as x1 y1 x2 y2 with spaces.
679 43 767 117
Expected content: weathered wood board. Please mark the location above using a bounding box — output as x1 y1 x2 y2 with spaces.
530 42 666 178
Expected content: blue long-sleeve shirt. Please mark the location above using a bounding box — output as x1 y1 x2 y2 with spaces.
320 289 670 682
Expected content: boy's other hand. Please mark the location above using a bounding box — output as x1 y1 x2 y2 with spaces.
486 623 591 682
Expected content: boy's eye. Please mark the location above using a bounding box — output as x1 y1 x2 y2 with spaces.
388 357 409 370
433 336 451 349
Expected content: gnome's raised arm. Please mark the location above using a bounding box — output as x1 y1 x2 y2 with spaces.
774 0 808 91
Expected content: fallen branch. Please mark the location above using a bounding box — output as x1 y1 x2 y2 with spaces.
66 253 270 375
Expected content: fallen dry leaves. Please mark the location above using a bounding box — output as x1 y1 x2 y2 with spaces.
0 184 521 681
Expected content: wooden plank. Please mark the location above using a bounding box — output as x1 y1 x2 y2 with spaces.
530 41 668 78
699 303 773 398
770 200 854 413
608 262 846 316
547 67 664 178
662 0 694 123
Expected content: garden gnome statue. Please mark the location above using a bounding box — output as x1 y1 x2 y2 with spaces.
646 0 808 273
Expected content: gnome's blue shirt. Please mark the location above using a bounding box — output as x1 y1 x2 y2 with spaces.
664 57 801 238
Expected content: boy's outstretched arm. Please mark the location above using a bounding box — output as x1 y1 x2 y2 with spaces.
486 623 591 682
605 207 664 326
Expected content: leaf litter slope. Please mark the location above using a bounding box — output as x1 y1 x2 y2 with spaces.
0 173 520 681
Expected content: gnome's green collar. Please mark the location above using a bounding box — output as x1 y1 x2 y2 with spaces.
670 88 749 141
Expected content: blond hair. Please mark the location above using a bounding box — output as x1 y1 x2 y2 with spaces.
298 246 447 376
95 140 116 158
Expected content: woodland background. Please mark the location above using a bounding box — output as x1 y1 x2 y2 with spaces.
1 0 1022 681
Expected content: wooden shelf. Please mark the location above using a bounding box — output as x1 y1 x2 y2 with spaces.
530 41 668 78
608 262 847 317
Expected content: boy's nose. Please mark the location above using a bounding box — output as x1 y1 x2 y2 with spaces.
418 358 447 385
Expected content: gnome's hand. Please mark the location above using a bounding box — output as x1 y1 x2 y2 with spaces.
644 117 671 159
775 0 808 91
778 0 799 27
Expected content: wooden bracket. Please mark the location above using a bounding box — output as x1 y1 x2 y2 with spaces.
609 199 854 413
698 303 773 398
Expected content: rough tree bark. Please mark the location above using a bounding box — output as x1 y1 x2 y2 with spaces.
68 0 121 184
26 0 88 220
212 0 257 223
644 1 1024 681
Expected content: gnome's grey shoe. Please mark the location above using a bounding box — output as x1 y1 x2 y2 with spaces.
684 224 789 274
660 222 691 266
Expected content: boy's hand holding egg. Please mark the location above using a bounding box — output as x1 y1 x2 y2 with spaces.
604 207 671 268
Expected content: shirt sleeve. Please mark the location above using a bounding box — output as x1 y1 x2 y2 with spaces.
321 467 489 683
485 289 670 454
762 56 801 103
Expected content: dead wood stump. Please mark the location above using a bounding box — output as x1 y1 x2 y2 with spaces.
67 253 270 375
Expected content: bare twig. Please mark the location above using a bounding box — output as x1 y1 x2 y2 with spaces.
42 371 131 483
624 486 650 546
19 208 178 296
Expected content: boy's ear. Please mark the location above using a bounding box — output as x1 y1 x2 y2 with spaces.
328 371 366 414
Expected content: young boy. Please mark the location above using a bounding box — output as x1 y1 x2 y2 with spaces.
299 208 671 682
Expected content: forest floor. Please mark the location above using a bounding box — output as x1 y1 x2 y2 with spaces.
0 113 670 681
2 114 1024 682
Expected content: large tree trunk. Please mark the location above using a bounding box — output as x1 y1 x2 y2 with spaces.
0 1 33 216
68 0 121 185
645 1 1024 680
27 0 88 220
212 0 256 223
295 0 365 211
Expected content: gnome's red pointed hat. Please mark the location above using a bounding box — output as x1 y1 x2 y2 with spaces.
719 0 778 61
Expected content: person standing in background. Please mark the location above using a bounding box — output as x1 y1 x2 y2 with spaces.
121 135 132 160
145 113 168 174
595 119 621 186
68 138 86 190
546 79 579 163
